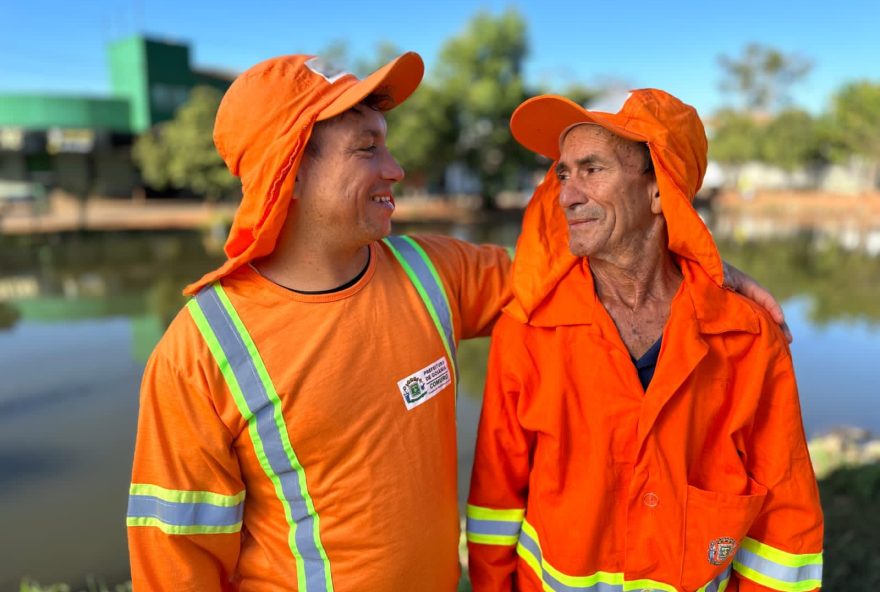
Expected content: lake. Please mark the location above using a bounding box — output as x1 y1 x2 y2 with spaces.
1 220 878 588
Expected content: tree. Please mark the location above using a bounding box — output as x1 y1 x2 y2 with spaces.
760 109 825 171
718 43 812 114
133 86 240 200
827 81 880 163
433 8 533 208
708 109 762 165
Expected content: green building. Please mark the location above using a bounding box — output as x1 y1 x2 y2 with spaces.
0 35 233 200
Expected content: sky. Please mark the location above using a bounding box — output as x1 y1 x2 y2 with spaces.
1 0 878 117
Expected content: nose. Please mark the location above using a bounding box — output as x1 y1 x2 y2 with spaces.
381 148 405 183
559 182 586 209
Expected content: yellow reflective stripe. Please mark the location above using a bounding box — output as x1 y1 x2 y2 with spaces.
466 503 525 522
129 483 245 507
126 516 241 534
732 562 821 592
740 537 823 568
467 532 519 546
517 519 679 592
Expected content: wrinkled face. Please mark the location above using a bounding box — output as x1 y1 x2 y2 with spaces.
295 105 404 248
556 124 660 260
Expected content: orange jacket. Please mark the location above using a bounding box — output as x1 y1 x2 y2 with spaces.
467 90 823 592
467 258 823 592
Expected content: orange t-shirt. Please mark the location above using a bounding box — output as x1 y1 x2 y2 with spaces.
128 235 511 591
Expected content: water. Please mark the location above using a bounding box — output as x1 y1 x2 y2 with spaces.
1 223 878 587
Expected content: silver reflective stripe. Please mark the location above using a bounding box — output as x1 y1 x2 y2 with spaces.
466 517 522 537
702 565 732 592
517 524 730 592
735 546 823 584
194 286 329 591
383 235 458 383
127 494 243 527
517 528 620 592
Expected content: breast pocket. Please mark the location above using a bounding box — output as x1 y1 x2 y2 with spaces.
680 479 767 591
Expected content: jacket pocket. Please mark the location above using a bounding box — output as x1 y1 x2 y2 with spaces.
680 479 767 591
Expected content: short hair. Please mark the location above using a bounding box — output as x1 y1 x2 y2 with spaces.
305 93 394 158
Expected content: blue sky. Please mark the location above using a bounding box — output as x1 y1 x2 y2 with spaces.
1 0 878 116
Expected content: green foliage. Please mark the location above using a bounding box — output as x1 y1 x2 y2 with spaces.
710 108 828 171
759 109 826 170
718 43 812 114
386 85 458 191
0 300 21 330
434 9 532 206
132 86 240 200
827 81 880 163
709 109 762 164
819 464 880 589
717 235 880 324
19 578 131 592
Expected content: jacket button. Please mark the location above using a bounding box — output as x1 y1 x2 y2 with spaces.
642 492 659 507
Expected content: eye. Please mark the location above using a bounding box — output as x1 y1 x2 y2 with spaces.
359 145 377 153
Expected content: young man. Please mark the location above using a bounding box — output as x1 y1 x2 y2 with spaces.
127 52 511 591
128 52 789 591
467 90 823 592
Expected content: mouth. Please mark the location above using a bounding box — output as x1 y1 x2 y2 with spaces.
568 217 597 227
370 194 395 211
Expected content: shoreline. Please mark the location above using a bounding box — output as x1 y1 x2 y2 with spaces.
3 189 880 236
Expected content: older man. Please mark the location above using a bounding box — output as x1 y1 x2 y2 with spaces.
466 90 823 592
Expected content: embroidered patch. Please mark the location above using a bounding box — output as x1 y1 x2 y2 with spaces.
707 537 737 566
304 57 349 84
397 357 451 410
586 90 632 113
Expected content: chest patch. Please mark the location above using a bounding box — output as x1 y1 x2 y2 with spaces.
397 356 452 410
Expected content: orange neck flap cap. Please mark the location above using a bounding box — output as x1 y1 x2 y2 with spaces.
505 88 721 322
184 52 424 295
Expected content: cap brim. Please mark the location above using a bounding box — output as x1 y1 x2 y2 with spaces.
317 52 424 121
510 94 647 160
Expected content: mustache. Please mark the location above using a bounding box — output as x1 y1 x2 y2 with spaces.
565 205 604 221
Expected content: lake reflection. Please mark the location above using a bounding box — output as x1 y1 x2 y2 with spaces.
0 224 878 587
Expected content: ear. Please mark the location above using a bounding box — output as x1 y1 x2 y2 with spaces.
648 178 662 215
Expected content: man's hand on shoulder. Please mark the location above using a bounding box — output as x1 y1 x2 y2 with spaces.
722 260 793 344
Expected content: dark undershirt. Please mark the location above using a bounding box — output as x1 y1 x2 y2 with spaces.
632 336 662 391
290 248 372 295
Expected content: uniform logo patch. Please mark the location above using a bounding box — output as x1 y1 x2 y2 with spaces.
708 537 737 566
304 57 349 84
397 357 451 410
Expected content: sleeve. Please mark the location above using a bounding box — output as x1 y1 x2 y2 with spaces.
414 235 513 340
731 342 824 592
466 315 534 591
127 339 244 592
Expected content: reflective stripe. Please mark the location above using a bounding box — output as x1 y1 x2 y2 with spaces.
466 504 524 545
127 496 243 532
698 566 732 592
733 537 822 592
515 519 729 592
126 483 244 535
129 483 246 507
382 235 458 387
189 285 333 592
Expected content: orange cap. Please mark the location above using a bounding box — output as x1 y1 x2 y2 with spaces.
505 89 723 322
184 52 424 295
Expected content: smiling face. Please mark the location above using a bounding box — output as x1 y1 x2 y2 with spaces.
556 124 661 262
294 104 404 251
